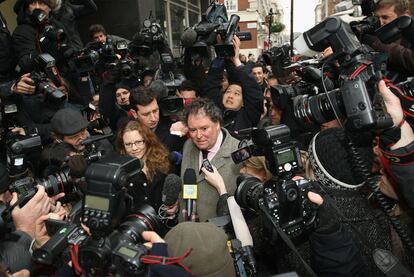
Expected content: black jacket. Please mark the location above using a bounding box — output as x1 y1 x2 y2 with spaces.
52 0 97 49
155 117 186 153
0 12 15 82
201 58 264 135
128 171 166 214
12 7 68 73
16 94 65 143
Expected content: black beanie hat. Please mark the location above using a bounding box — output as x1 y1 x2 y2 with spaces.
0 163 9 194
308 128 374 190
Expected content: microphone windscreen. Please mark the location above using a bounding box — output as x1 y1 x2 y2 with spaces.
149 80 168 99
227 196 253 247
181 28 198 48
183 168 197 184
162 174 182 206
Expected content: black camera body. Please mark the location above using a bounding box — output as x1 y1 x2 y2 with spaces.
183 2 251 59
30 53 66 106
9 166 73 207
6 131 42 177
234 125 318 240
293 16 393 131
78 153 164 276
81 154 142 237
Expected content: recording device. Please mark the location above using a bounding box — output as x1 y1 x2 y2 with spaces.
9 166 73 207
234 125 318 240
262 44 291 77
129 12 166 58
161 174 182 207
375 15 414 45
181 1 251 60
182 168 197 221
6 131 42 177
201 159 214 173
159 96 185 117
158 174 182 223
227 196 257 275
271 65 335 99
80 133 113 163
30 54 66 106
293 16 393 131
76 154 162 275
33 220 88 265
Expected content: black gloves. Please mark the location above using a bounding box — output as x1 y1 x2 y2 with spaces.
315 200 340 234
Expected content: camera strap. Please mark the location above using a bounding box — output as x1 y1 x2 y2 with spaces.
385 79 414 127
258 202 318 277
140 247 193 274
69 244 87 277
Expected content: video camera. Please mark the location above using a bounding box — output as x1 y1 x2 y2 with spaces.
129 12 167 58
30 53 66 106
293 16 393 131
33 154 163 276
233 125 318 241
181 2 251 59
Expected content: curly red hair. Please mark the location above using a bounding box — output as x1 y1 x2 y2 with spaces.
116 120 170 181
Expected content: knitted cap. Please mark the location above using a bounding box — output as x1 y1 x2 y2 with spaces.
308 128 373 190
165 222 236 277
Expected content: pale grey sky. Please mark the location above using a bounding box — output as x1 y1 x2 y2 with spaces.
280 0 320 33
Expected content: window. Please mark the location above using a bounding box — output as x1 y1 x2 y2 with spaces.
224 0 237 11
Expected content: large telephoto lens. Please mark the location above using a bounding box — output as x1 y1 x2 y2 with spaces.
235 175 263 212
118 204 163 243
37 166 73 196
293 89 343 125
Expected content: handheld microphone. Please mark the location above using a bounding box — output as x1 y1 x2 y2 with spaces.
227 196 257 274
182 168 197 221
161 174 182 207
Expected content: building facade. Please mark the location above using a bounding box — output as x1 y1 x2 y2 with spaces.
220 0 284 57
314 0 343 23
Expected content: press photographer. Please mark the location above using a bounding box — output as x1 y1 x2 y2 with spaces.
360 0 414 80
0 162 65 275
12 0 69 73
200 36 264 135
40 108 113 177
230 125 390 276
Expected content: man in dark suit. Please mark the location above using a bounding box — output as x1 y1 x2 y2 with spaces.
132 88 185 153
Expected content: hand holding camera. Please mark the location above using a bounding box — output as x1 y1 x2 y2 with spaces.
12 73 35 95
10 186 52 238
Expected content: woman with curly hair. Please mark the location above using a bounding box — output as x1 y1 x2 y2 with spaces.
116 120 171 212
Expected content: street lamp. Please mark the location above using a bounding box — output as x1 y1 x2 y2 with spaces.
265 8 275 50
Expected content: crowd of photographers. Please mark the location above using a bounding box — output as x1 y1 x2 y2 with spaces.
0 0 414 276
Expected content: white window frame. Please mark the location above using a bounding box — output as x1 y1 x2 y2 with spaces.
224 0 238 12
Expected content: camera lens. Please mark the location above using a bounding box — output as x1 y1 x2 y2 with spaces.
293 89 343 125
37 166 73 196
235 175 263 212
118 204 163 243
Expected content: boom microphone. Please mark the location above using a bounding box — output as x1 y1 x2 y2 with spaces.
161 174 182 206
181 28 198 48
227 196 257 274
182 168 197 221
